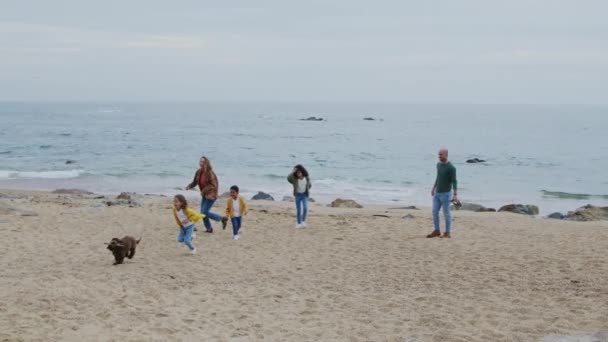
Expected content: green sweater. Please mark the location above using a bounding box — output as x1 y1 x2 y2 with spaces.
435 162 457 193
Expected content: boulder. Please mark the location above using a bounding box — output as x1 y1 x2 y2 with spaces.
251 192 274 201
547 212 565 220
454 202 495 212
498 204 539 216
106 192 143 207
330 199 363 208
565 205 608 221
282 196 295 202
466 158 486 164
300 116 324 121
309 197 316 203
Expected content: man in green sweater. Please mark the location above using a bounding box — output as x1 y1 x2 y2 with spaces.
427 149 458 239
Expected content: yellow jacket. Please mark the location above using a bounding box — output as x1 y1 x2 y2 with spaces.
225 195 248 218
173 207 205 228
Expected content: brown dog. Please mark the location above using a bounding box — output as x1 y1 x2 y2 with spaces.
106 236 141 265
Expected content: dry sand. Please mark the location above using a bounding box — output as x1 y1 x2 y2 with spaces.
1 189 607 342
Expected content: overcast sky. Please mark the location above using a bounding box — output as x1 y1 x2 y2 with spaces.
1 0 606 104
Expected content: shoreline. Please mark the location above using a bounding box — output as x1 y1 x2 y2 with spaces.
1 177 606 217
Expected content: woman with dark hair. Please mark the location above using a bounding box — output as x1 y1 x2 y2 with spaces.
186 156 227 233
287 164 311 228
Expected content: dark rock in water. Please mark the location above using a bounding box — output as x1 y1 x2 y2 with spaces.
565 204 608 221
300 116 324 121
363 117 376 121
498 204 539 216
52 189 93 195
251 192 274 201
39 145 52 149
282 196 295 202
466 158 486 164
330 198 363 208
59 133 71 137
65 160 76 164
547 212 565 220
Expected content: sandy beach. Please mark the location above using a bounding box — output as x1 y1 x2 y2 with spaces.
1 189 607 341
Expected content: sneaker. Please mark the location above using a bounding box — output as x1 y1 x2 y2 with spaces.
441 232 452 239
302 222 307 228
221 217 228 230
190 248 197 254
426 230 441 238
205 228 213 233
296 223 303 229
233 234 240 241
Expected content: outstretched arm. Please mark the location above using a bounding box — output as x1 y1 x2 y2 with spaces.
185 170 199 190
287 172 296 184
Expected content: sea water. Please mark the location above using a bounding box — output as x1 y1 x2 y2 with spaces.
1 102 607 214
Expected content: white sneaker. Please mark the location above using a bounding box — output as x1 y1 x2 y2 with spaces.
302 222 307 228
296 223 302 229
190 248 197 255
233 234 240 240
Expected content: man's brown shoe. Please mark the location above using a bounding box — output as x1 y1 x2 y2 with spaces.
426 230 441 238
441 232 451 238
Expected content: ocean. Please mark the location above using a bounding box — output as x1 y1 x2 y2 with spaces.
1 102 607 214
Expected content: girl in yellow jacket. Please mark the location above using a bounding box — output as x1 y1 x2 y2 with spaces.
173 194 205 254
222 185 248 240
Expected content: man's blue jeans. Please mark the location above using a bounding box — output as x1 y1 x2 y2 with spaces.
432 192 452 233
295 193 308 224
200 197 221 230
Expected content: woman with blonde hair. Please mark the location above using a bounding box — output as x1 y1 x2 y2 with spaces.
186 156 227 233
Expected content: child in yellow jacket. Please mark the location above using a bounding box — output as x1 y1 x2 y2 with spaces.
222 185 248 240
173 194 205 254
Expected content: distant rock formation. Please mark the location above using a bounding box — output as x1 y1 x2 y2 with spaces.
547 212 565 220
454 202 496 212
251 192 274 201
466 158 486 164
498 204 539 215
330 199 363 208
565 204 608 221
